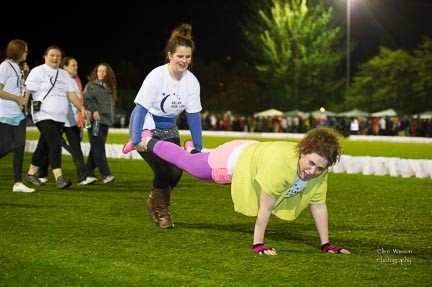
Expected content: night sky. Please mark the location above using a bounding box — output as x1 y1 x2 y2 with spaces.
2 0 432 85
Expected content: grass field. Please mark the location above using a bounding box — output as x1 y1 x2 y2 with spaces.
1 134 431 286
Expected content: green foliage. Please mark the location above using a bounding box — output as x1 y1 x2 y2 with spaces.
0 154 431 286
346 38 432 114
242 0 345 110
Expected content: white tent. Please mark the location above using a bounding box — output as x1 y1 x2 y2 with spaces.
336 108 370 117
417 110 432 119
310 109 336 119
255 108 283 118
371 108 398 117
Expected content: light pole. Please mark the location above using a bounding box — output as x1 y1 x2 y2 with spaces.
346 0 351 89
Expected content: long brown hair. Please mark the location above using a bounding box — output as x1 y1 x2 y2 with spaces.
87 63 118 102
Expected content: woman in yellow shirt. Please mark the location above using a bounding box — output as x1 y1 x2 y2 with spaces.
126 126 351 256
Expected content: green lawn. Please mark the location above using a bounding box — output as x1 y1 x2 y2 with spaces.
1 146 431 286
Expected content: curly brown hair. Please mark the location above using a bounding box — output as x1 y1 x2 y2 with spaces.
87 63 117 102
297 127 342 167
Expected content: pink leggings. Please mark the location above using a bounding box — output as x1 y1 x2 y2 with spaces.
152 141 213 182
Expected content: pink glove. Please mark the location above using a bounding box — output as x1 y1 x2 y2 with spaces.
252 243 277 256
321 243 351 254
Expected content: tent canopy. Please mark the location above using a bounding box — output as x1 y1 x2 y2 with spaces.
255 108 283 118
371 108 398 117
310 109 336 118
336 108 370 117
414 110 432 119
283 109 305 117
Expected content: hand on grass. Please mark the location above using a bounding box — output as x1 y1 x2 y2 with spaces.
252 244 277 256
321 243 351 255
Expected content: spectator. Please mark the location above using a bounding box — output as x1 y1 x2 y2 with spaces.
83 63 117 184
0 39 34 192
25 45 85 189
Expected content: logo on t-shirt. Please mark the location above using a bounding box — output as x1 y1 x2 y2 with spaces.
160 93 185 114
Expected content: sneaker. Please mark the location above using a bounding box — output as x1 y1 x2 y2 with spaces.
122 130 152 154
78 176 98 186
56 175 72 189
39 177 48 184
12 183 35 193
25 174 43 186
102 175 116 184
122 140 135 154
86 176 98 182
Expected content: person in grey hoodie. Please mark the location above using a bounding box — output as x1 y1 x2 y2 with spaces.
83 63 117 184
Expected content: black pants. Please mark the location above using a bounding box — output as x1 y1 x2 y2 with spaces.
139 136 183 189
64 126 87 182
38 126 88 182
87 123 111 177
32 120 64 170
0 119 27 182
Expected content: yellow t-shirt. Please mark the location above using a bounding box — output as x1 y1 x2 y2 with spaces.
231 141 328 221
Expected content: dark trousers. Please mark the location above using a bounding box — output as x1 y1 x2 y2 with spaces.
64 126 87 182
33 120 64 170
0 119 27 182
63 126 87 182
87 123 111 177
139 137 182 189
38 125 88 182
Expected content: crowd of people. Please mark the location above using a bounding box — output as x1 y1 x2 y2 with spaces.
0 41 118 192
1 23 352 255
178 111 432 138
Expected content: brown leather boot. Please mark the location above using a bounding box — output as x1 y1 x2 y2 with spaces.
146 190 158 225
152 187 174 229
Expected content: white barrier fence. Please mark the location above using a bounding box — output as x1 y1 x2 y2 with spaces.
330 155 432 179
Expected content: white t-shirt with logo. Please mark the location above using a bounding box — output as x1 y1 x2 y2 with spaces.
25 64 75 123
134 64 201 130
0 61 25 118
64 76 81 127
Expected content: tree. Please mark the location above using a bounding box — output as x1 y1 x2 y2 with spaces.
412 38 432 110
194 56 264 115
242 0 345 110
346 38 432 114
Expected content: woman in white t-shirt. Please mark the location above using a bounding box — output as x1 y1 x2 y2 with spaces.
128 23 203 229
24 46 85 189
37 57 95 186
0 39 34 193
